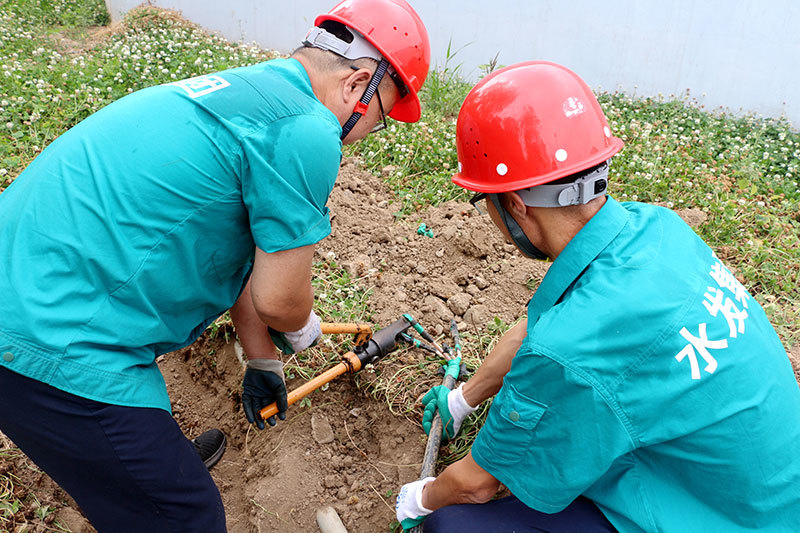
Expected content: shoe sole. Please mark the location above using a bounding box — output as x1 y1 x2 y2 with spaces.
201 434 227 470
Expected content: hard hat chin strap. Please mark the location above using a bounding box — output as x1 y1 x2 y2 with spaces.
488 194 549 261
339 59 389 140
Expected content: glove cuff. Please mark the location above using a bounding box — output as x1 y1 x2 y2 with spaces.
246 358 285 381
449 383 478 418
416 477 435 513
284 310 322 352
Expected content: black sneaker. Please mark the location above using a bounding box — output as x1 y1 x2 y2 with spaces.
192 429 226 470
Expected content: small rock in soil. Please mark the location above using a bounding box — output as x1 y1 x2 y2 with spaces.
447 293 472 316
464 304 492 327
428 278 461 300
312 413 335 444
441 225 458 240
423 295 454 321
55 508 91 533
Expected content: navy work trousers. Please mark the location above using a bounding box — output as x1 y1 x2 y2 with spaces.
0 366 226 532
424 494 616 533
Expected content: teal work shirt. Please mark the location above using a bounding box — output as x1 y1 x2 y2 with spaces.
0 58 342 411
472 197 800 531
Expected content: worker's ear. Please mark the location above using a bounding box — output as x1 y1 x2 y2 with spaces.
342 67 371 106
505 191 529 219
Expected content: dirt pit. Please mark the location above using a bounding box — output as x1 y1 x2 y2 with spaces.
1 158 795 532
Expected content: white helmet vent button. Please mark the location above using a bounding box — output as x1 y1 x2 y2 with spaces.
555 149 568 162
496 163 508 176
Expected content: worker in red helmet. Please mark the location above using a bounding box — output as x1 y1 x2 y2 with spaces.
0 1 429 531
395 62 800 532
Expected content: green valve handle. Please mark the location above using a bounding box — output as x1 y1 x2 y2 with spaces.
416 223 434 238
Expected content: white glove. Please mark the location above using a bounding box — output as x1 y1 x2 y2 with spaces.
448 383 478 436
395 477 435 530
268 310 322 355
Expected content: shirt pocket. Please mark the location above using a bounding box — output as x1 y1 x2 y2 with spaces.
487 382 548 465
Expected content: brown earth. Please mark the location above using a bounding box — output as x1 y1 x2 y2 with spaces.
1 158 797 532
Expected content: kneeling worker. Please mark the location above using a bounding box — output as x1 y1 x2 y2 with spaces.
396 61 800 532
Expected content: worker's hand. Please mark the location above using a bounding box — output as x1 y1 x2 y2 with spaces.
422 379 477 440
268 310 322 355
242 359 287 429
395 477 435 530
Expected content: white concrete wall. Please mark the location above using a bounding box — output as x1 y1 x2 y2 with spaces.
106 0 800 126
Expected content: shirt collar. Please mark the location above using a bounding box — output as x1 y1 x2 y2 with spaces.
527 196 630 323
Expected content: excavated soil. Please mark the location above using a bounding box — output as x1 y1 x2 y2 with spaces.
2 158 798 532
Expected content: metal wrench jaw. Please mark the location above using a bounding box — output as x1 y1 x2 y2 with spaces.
353 315 413 366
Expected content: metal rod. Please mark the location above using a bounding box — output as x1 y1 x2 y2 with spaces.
320 323 373 346
410 372 456 533
259 352 361 420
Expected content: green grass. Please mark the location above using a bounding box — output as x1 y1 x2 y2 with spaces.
0 1 277 191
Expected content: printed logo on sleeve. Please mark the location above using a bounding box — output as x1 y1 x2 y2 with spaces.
673 255 751 380
169 75 231 98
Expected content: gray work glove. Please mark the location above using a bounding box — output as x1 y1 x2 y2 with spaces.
268 310 322 355
242 359 287 429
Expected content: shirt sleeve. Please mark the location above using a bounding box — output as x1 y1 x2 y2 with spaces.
471 344 635 513
239 113 342 253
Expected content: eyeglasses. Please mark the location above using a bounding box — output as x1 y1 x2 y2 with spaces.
370 88 387 134
350 65 388 134
469 192 488 214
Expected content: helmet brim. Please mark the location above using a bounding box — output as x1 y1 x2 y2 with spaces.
452 137 623 193
387 93 421 123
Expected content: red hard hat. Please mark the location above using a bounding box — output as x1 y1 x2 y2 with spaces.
452 61 623 193
316 0 430 123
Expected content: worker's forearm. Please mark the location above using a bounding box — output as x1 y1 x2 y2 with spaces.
421 451 500 510
462 317 527 406
230 281 280 360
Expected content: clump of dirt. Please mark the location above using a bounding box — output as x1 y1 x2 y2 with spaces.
326 158 544 331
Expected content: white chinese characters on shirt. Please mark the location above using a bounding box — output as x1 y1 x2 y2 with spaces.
674 257 751 380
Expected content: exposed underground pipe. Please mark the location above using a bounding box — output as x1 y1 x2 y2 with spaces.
316 506 348 533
